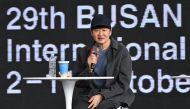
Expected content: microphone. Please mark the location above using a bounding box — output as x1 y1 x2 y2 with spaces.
90 45 100 73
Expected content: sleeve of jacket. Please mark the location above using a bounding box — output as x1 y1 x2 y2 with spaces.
99 48 132 99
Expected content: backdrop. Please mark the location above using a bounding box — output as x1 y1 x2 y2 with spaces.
0 0 190 109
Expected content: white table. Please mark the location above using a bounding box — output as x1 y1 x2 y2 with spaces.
23 77 114 109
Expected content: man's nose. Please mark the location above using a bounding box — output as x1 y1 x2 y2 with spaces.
98 30 103 35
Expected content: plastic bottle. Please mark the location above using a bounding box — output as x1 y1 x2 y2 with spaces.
48 54 57 77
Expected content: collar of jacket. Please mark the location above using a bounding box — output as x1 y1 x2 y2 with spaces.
110 37 119 50
108 37 118 61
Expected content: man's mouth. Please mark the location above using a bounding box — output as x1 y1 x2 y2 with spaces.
98 38 104 40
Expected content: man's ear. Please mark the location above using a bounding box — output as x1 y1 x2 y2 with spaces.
109 29 112 36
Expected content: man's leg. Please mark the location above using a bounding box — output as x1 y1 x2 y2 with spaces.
96 100 120 109
72 95 89 109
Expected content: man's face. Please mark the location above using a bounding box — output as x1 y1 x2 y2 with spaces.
91 28 112 45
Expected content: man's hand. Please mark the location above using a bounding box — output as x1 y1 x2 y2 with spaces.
87 54 98 72
88 94 103 109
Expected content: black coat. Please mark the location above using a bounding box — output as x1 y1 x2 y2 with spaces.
72 38 135 106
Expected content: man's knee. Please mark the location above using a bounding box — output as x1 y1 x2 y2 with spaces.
73 101 88 109
96 100 115 109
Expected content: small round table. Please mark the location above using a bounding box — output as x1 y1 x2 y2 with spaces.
23 76 114 109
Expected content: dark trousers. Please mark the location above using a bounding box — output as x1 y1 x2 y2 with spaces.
72 95 120 109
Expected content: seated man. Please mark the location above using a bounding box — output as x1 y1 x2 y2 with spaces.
72 14 135 109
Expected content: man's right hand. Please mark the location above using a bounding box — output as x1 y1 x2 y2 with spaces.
87 54 98 71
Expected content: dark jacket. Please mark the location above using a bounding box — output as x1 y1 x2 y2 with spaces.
72 38 135 106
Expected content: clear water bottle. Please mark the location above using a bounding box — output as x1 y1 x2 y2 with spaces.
49 54 57 77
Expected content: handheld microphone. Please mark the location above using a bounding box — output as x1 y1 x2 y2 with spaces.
90 45 99 73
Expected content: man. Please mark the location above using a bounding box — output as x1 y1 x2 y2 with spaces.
72 14 135 109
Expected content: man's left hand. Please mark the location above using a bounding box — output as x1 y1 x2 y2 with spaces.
88 94 103 109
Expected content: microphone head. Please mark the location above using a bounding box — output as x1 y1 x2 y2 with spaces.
91 45 100 55
90 47 94 54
